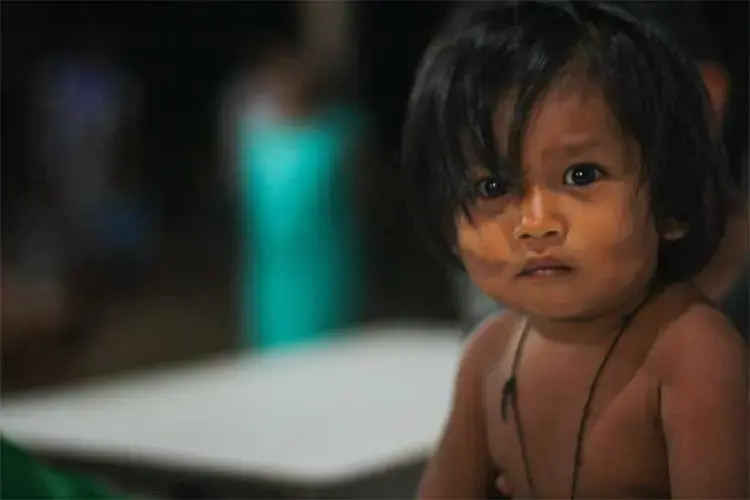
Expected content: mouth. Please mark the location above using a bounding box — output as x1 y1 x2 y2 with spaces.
518 258 574 278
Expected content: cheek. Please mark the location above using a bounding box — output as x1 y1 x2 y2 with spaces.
570 188 659 282
455 213 514 275
453 213 518 312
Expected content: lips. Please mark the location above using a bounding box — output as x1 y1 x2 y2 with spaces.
518 257 574 278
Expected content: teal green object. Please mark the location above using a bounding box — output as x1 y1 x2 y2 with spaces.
1 435 125 499
239 107 363 349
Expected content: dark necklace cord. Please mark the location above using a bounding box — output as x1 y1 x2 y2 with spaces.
504 320 534 495
503 291 655 499
569 290 652 499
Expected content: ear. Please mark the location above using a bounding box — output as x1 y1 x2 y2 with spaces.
662 218 689 241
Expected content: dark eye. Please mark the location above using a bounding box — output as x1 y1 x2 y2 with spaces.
563 163 604 187
476 177 509 199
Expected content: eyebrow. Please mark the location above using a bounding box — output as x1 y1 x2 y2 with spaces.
469 135 622 180
537 135 621 162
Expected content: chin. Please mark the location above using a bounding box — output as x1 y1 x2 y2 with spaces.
489 290 606 321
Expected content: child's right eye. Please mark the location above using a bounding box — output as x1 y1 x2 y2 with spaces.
475 177 510 199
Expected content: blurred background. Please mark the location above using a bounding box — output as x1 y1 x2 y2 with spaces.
2 1 465 392
1 1 747 498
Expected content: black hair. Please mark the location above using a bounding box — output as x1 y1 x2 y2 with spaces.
633 2 722 63
400 0 729 286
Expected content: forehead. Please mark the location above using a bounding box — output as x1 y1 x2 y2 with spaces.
494 77 630 160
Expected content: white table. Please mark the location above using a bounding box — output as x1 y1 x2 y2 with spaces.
0 324 463 490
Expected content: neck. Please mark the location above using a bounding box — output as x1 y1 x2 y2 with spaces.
526 286 659 346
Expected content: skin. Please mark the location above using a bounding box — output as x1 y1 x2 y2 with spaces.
255 51 319 121
699 63 729 125
693 61 748 304
696 211 748 303
418 80 748 498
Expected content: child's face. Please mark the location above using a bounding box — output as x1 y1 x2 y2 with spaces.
456 80 663 320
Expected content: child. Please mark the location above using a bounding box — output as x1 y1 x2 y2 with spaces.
400 2 748 498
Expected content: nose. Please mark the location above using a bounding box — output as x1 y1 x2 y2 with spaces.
513 187 565 243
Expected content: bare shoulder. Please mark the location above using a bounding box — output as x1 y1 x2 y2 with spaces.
461 310 524 378
651 301 748 387
415 310 524 499
649 299 749 497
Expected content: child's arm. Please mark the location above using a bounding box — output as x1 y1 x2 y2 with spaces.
417 313 517 499
659 306 749 499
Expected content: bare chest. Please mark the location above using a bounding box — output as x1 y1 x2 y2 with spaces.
484 347 670 498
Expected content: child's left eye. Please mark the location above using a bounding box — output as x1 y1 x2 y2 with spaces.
562 163 604 187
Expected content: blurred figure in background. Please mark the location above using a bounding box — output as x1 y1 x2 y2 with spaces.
227 43 365 349
720 145 749 338
641 3 749 340
4 29 154 388
29 29 153 296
